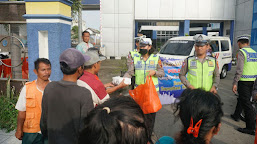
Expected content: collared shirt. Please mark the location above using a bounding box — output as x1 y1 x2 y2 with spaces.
78 71 110 107
76 42 93 54
179 56 220 88
232 47 247 85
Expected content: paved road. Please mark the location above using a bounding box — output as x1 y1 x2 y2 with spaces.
154 66 255 144
0 60 255 144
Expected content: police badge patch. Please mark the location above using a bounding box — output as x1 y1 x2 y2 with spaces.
208 61 214 67
190 61 197 69
149 60 156 68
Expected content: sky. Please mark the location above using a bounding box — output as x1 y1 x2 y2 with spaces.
82 10 100 30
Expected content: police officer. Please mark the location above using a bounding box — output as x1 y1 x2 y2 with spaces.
179 34 220 94
124 37 164 142
231 35 257 135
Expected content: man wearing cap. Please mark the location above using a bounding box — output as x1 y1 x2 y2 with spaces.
231 35 257 135
124 37 165 142
76 30 93 54
40 48 94 144
179 34 220 94
77 51 126 107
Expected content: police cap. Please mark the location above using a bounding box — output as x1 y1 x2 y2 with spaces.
193 34 210 46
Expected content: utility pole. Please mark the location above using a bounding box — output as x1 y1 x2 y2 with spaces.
11 33 22 79
78 0 82 43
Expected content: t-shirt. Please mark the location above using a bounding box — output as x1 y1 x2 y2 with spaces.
76 42 93 54
40 80 94 144
77 71 110 107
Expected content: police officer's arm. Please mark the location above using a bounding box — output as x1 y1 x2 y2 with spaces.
126 52 132 69
123 55 134 78
154 58 165 77
179 59 193 88
233 51 245 85
212 61 220 88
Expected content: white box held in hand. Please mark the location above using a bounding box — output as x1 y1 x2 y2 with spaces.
112 76 131 85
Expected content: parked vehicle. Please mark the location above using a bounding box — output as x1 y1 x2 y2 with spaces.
158 36 232 79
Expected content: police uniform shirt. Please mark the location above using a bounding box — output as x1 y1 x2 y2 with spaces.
232 47 247 85
179 56 220 88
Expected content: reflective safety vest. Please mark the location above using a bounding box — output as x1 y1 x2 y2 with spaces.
23 80 43 133
239 48 257 81
133 54 159 91
187 56 216 91
130 49 139 58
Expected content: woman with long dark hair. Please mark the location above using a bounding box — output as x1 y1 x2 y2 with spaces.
174 89 223 144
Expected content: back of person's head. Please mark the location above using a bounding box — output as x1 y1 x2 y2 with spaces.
59 48 90 75
34 58 51 71
79 96 149 144
174 89 223 144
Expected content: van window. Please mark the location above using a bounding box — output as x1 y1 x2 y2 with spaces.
221 40 230 51
209 41 219 52
159 40 194 56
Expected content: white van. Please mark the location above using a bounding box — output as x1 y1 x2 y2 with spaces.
158 36 232 79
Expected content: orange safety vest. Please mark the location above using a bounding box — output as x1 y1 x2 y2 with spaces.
23 80 43 133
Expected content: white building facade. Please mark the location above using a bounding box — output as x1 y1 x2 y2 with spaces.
101 0 236 58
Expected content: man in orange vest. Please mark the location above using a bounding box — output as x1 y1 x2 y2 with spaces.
15 58 51 144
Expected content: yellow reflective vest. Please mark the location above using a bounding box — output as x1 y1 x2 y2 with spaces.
187 56 216 91
239 48 257 81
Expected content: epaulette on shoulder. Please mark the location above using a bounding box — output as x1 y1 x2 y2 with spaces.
134 54 140 57
207 56 216 60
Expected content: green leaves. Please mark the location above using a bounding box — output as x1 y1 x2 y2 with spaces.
71 0 82 18
0 96 18 132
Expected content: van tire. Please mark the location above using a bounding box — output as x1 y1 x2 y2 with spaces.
220 65 227 79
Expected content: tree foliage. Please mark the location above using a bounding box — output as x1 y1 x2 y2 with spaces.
71 25 79 39
71 0 82 18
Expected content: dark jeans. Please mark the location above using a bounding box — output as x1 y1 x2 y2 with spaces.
145 113 156 142
237 81 256 130
22 133 44 144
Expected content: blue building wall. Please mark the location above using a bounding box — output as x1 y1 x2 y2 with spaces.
251 0 257 51
27 23 71 81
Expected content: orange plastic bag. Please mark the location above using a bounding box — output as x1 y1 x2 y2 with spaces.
129 76 162 114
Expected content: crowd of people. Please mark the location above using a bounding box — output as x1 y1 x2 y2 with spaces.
14 31 257 144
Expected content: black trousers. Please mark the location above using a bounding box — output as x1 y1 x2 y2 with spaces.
145 113 156 142
233 97 243 118
237 81 256 130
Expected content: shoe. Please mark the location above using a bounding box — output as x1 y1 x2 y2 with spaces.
231 114 239 122
237 128 255 135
